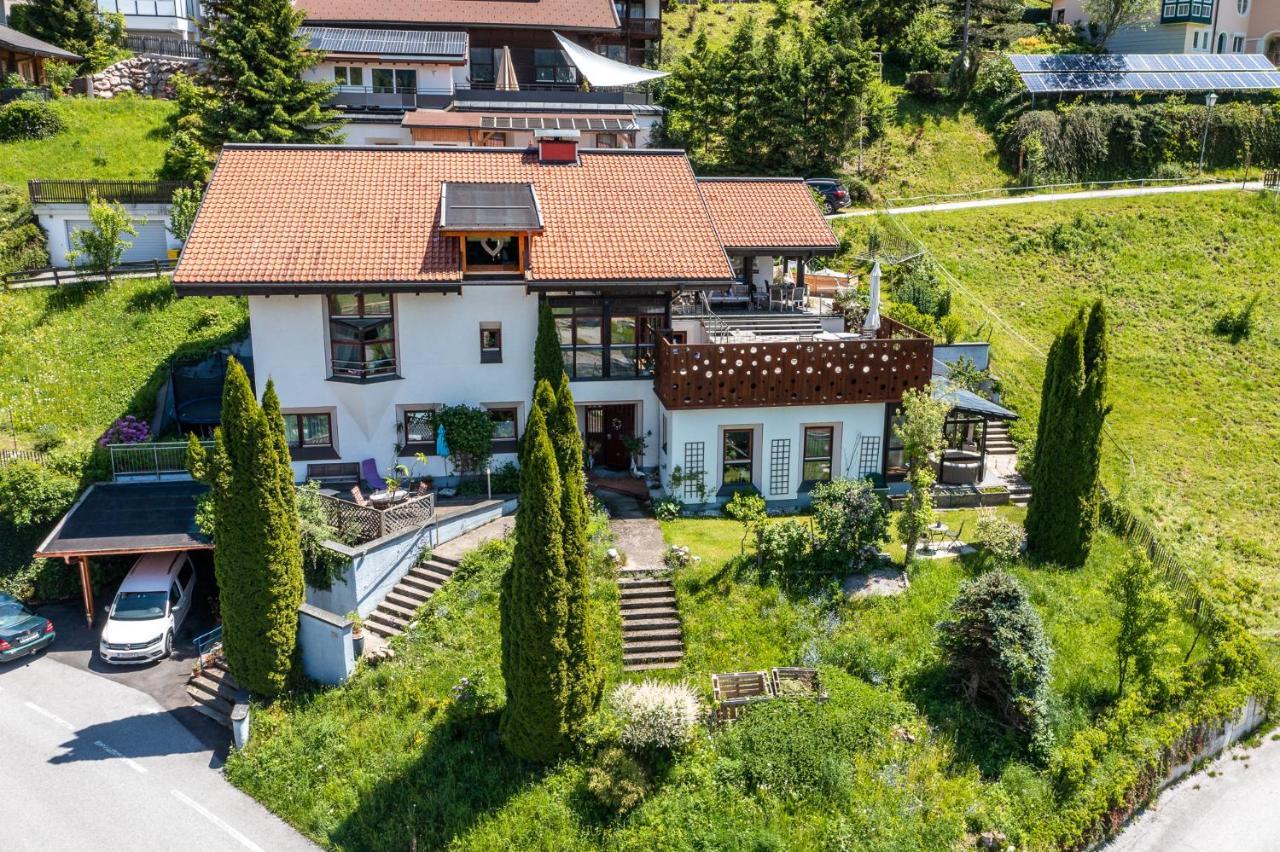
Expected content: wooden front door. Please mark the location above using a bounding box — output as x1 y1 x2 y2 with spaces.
586 404 635 470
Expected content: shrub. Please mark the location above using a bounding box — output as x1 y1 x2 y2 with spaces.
810 478 887 570
664 544 697 570
31 424 64 453
157 130 212 183
884 301 940 338
436 403 494 475
1213 293 1259 344
756 519 814 584
98 415 150 446
937 570 1054 756
66 193 137 281
974 511 1025 568
489 461 520 493
0 99 64 141
610 679 701 752
0 460 78 528
296 480 352 590
652 495 682 521
723 490 766 553
585 746 651 815
898 5 954 73
0 184 49 275
716 694 856 801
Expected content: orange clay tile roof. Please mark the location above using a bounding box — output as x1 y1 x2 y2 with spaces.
295 0 619 31
173 145 737 290
696 178 839 253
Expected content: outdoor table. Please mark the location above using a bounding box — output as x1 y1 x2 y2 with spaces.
925 522 949 550
369 488 407 506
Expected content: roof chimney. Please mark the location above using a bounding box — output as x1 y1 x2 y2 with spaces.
535 128 579 164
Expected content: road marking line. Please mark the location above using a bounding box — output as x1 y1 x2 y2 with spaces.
24 701 74 731
94 740 148 774
171 789 267 852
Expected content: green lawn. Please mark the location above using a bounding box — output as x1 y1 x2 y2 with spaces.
0 95 174 192
836 192 1280 631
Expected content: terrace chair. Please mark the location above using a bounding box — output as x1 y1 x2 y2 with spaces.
940 521 966 551
360 457 387 492
349 485 370 508
415 480 429 497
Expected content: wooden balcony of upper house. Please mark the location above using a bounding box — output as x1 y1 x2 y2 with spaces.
654 316 935 411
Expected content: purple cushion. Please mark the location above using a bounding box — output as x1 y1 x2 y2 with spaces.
361 458 386 490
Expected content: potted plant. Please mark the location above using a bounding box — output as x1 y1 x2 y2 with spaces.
383 463 410 503
622 431 651 477
348 611 365 658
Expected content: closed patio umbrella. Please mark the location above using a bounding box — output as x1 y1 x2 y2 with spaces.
496 46 519 91
862 260 882 333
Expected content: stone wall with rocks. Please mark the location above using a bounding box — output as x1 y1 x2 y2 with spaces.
90 54 196 99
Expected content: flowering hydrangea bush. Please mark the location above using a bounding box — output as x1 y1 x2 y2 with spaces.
98 415 151 446
610 679 701 751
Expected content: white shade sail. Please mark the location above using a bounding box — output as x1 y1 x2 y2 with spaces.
553 31 669 88
863 261 882 332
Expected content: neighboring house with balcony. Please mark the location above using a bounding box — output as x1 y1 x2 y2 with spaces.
98 0 202 42
29 179 192 267
172 138 936 507
294 0 664 145
1052 0 1272 56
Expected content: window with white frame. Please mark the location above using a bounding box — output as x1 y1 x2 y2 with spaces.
333 66 363 87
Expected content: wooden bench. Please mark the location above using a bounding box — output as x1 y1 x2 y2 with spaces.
771 667 823 699
711 670 772 722
305 462 359 489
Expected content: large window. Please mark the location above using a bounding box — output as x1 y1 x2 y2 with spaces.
464 237 521 274
333 66 363 87
283 412 334 459
470 48 496 84
371 68 417 93
554 302 662 380
722 429 753 487
802 426 833 484
328 293 396 380
534 48 575 84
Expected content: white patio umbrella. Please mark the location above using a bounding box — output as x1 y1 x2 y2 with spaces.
496 46 519 91
862 261 882 333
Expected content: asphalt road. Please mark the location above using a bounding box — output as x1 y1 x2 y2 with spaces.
0 653 315 852
1105 734 1280 852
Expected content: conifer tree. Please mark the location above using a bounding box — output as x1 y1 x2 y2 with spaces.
1026 301 1109 567
187 361 303 696
10 0 106 69
177 0 338 150
533 303 563 391
499 403 573 761
550 373 602 721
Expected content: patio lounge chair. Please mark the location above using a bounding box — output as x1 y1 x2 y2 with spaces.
940 521 966 550
360 457 387 491
349 485 370 507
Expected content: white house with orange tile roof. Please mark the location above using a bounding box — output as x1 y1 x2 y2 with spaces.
174 137 934 506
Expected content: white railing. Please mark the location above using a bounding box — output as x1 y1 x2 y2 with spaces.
109 440 211 481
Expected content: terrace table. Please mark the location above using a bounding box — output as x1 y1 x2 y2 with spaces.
369 488 407 507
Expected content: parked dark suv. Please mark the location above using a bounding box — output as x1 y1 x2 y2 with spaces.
805 178 849 214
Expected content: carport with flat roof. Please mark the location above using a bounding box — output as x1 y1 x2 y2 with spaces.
35 481 211 627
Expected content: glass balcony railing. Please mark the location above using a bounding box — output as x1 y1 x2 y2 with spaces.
99 0 199 21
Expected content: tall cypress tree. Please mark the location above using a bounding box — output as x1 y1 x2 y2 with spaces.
1026 301 1109 567
188 0 339 146
499 403 573 761
550 373 602 722
533 303 563 391
187 360 303 696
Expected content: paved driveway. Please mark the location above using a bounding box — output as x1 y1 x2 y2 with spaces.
0 652 315 852
1104 735 1280 852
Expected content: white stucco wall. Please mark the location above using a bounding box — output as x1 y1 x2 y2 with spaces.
339 120 413 146
304 61 457 94
662 402 888 504
35 202 180 267
250 289 669 482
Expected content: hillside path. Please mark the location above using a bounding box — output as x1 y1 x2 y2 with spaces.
833 180 1265 218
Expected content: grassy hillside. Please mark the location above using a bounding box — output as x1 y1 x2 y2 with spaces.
0 95 174 192
835 191 1280 627
661 0 819 59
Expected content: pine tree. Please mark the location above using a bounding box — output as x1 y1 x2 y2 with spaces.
533 303 564 391
550 373 602 722
499 403 573 761
10 0 105 67
1025 301 1109 567
187 0 339 147
187 360 304 696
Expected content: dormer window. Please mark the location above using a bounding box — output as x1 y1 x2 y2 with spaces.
440 182 544 279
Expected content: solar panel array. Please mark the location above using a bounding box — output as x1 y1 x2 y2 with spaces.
302 27 468 60
480 115 638 131
1009 53 1280 93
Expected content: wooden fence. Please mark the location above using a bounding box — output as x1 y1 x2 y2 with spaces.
1099 488 1213 626
1265 169 1279 190
0 449 50 467
312 490 436 544
3 258 177 289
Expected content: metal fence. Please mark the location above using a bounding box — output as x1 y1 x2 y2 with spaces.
29 179 194 205
109 440 211 480
124 34 206 60
0 449 50 467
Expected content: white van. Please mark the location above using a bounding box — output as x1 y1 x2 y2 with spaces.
99 551 197 665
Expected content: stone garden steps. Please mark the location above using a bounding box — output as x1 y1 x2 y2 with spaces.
365 559 457 639
619 570 684 671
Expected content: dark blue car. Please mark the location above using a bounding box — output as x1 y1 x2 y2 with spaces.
0 593 55 662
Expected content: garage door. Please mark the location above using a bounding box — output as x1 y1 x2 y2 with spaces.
66 220 170 264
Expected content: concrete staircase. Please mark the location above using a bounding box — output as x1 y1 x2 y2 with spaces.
619 569 684 671
1008 484 1032 507
715 312 825 339
186 659 240 727
366 555 459 639
986 420 1017 456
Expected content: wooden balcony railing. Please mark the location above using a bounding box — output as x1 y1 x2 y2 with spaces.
655 317 934 410
29 179 194 205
